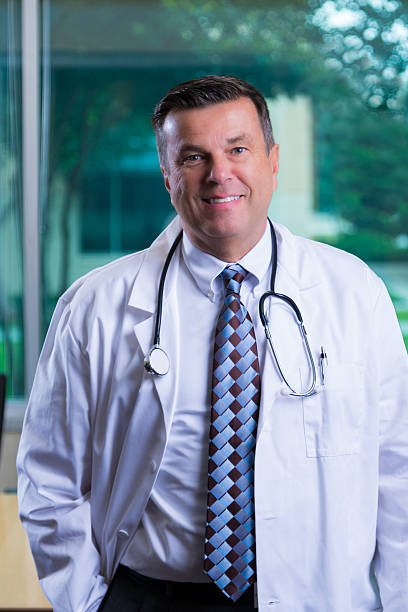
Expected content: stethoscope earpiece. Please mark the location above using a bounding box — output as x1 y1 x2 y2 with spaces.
280 384 324 398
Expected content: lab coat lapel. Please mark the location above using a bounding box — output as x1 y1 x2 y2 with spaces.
274 221 323 334
128 216 182 434
257 222 323 433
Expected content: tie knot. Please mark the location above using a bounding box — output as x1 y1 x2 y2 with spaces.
220 264 247 296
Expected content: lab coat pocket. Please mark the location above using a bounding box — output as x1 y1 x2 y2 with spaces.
303 363 365 457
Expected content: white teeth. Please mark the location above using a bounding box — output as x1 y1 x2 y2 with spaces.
208 196 241 204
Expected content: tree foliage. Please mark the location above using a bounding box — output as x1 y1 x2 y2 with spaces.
310 0 408 111
46 0 408 294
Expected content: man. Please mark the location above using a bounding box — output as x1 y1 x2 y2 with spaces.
17 75 408 612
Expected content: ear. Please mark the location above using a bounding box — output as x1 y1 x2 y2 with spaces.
160 165 171 195
269 144 279 175
268 144 279 191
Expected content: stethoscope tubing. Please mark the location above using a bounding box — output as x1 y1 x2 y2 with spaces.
259 220 318 397
152 230 183 346
145 219 322 396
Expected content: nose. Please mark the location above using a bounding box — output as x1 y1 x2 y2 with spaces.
206 154 233 184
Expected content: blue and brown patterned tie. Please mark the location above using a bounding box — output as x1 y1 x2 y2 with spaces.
204 264 260 602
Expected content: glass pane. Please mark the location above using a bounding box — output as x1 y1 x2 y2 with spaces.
0 0 24 398
41 0 408 348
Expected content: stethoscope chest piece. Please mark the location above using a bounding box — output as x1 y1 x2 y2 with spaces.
144 345 170 376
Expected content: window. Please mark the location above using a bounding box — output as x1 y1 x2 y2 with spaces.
4 0 408 428
0 0 24 404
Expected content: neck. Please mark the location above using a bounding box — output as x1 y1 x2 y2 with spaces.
201 242 255 262
183 222 267 263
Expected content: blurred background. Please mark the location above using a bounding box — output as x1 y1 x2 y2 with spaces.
1 0 407 490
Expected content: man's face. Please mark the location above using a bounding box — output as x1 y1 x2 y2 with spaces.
160 96 279 261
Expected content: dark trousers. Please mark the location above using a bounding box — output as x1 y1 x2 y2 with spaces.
97 565 257 612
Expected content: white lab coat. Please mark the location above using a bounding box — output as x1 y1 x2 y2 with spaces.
17 217 408 612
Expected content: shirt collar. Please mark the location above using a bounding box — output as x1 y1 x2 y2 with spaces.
182 223 272 300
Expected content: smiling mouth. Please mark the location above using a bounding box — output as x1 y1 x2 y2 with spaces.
203 195 242 204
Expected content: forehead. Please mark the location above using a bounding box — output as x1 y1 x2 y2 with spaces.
162 97 264 147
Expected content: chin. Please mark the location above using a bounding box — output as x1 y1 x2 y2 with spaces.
204 216 247 237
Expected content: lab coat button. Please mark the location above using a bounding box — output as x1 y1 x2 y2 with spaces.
150 460 158 472
117 529 129 539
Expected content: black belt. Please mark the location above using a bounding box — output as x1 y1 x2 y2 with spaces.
117 564 256 607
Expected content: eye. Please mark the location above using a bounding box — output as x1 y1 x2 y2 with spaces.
231 146 246 155
184 154 202 163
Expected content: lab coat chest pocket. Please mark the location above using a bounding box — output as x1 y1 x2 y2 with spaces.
303 363 365 457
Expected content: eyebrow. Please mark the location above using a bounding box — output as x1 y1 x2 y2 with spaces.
177 134 253 156
178 144 207 155
226 134 253 145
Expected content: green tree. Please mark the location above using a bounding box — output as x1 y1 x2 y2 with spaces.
310 0 408 111
46 0 408 302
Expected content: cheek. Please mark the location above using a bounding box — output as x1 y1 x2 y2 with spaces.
170 172 194 207
258 170 276 202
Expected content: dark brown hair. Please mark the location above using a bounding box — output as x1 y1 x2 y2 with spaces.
152 74 275 167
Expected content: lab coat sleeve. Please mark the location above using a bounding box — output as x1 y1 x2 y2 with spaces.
17 295 108 612
372 279 408 610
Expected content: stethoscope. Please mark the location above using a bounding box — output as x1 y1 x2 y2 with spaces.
144 220 328 397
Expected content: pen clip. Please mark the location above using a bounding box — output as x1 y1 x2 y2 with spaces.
319 346 328 385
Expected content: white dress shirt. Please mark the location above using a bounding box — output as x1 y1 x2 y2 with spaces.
121 224 272 581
